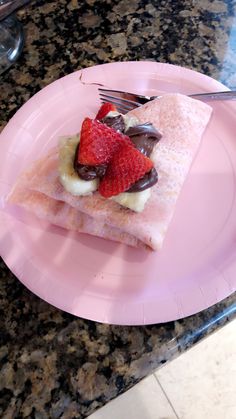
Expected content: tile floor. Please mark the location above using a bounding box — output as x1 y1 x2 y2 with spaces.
88 319 236 419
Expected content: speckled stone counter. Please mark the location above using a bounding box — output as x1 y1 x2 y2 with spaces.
1 1 236 418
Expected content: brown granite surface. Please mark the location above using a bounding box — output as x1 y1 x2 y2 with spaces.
0 0 236 418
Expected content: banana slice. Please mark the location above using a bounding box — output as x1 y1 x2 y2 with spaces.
113 188 151 213
123 115 139 131
59 135 98 196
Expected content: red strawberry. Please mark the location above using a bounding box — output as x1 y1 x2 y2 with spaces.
99 143 153 198
96 103 117 120
78 118 132 166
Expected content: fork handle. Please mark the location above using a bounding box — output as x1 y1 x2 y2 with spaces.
150 90 236 101
189 90 236 101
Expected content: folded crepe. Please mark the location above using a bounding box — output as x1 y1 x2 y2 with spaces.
8 94 212 250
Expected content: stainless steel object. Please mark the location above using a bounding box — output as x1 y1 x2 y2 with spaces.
99 88 236 113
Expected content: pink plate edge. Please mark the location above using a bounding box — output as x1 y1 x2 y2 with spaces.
0 61 235 325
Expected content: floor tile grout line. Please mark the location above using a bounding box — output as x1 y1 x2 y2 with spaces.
153 373 181 419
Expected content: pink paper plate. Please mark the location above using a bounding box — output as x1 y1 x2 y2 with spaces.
1 62 236 325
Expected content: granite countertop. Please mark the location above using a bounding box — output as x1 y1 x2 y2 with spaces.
0 0 236 418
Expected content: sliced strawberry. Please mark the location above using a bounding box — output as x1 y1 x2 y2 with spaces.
99 143 154 198
96 103 117 120
78 118 132 166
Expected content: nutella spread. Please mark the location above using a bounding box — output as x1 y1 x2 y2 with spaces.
125 123 162 157
128 168 158 192
75 162 107 180
74 143 107 180
101 114 126 133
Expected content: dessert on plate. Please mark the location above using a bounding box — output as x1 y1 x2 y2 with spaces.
8 93 212 250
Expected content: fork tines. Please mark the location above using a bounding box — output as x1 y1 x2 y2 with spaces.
99 88 141 114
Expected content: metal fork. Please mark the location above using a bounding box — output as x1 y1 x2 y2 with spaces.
99 88 236 114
